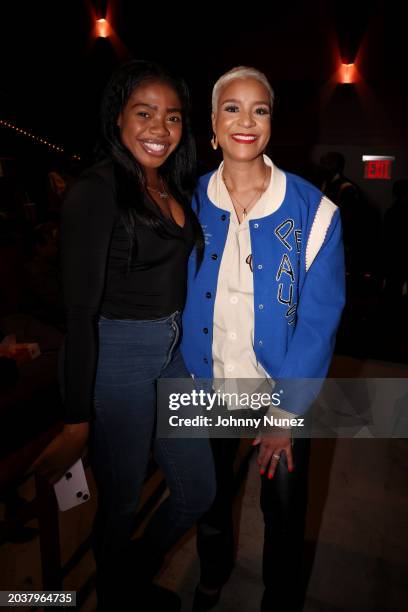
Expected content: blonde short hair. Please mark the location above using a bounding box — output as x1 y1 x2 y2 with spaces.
212 66 274 113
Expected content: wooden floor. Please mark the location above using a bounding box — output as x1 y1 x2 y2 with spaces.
1 355 407 611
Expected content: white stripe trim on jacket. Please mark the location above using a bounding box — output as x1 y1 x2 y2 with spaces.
305 196 337 272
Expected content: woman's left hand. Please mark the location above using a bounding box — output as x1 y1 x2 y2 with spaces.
252 431 293 478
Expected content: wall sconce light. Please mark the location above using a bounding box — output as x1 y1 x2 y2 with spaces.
339 63 356 84
96 18 110 38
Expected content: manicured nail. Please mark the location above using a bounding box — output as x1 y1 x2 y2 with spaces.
268 473 273 479
260 468 265 475
288 467 295 472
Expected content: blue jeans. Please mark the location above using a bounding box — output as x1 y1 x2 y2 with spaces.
90 311 215 586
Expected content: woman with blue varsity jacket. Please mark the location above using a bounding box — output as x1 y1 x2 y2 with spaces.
180 67 346 612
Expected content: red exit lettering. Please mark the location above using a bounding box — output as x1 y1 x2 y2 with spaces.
364 160 392 179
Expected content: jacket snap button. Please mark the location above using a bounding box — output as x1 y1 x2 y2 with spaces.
211 253 218 260
206 292 212 298
221 214 226 221
203 328 208 334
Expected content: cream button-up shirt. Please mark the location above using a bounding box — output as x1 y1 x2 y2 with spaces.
209 155 285 383
208 156 294 419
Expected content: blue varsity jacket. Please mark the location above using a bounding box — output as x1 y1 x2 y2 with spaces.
180 169 346 415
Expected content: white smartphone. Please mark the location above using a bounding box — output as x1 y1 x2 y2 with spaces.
53 459 91 511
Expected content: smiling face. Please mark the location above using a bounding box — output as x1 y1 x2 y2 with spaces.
212 77 271 163
117 80 183 171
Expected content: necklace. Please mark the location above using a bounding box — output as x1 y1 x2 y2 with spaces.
223 165 268 221
146 177 169 199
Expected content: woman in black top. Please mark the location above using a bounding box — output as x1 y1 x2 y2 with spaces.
32 60 215 610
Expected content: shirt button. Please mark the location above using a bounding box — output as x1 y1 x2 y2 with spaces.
257 264 263 270
211 253 218 260
229 332 237 340
230 296 238 304
258 304 264 310
205 292 212 298
203 327 209 334
226 364 234 372
221 214 226 221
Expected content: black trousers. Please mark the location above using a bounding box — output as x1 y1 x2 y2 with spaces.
196 435 311 612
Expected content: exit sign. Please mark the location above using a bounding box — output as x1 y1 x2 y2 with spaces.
362 155 395 180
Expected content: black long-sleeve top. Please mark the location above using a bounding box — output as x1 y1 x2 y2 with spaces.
60 160 195 423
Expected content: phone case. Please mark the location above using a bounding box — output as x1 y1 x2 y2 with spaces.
53 458 91 511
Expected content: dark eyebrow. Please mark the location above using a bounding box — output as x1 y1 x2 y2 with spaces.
131 102 182 113
221 98 270 106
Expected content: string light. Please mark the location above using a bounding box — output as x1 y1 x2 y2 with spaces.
0 119 81 160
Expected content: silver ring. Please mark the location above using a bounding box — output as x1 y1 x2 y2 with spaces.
272 453 281 461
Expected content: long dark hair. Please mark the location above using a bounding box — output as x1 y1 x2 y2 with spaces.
96 59 203 269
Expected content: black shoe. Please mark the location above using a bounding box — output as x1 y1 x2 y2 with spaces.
192 585 222 612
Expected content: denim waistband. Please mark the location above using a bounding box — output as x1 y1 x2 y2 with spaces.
99 310 180 326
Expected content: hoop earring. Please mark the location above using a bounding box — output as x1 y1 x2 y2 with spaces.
211 133 218 150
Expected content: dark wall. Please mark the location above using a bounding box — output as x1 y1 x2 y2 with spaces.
1 0 406 215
